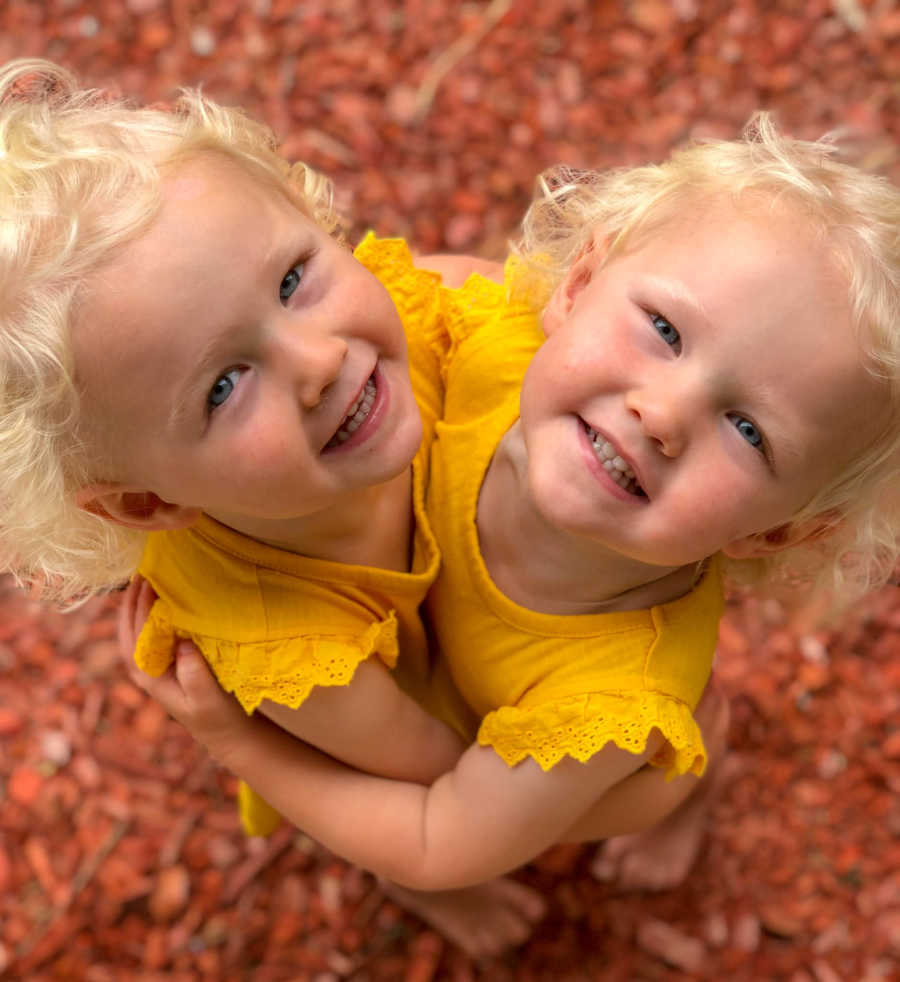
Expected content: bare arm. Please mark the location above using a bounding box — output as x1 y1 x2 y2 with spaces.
561 678 728 841
416 253 505 287
257 659 464 784
126 637 659 890
119 578 465 787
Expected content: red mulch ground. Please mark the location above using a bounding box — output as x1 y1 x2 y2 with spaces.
1 2 899 980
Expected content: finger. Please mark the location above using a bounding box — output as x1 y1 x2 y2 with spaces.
173 640 217 695
116 576 159 657
123 636 178 693
139 673 189 721
134 577 158 632
117 578 142 656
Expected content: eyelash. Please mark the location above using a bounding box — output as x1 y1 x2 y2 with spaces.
727 412 769 460
650 311 681 352
280 258 307 304
207 366 243 413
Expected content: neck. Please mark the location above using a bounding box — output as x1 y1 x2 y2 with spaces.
206 468 414 571
478 423 702 614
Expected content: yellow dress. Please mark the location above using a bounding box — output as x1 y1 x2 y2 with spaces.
133 235 445 833
425 259 723 779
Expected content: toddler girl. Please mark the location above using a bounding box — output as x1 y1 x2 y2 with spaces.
129 115 900 891
0 58 545 955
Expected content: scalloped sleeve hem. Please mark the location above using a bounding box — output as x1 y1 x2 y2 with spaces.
133 599 400 714
476 690 707 780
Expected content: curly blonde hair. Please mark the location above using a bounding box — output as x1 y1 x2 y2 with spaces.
0 58 341 606
515 113 900 607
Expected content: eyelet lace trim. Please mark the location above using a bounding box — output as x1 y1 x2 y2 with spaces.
478 690 707 779
134 599 399 714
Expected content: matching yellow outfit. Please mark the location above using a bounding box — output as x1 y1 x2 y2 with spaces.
424 258 723 779
133 235 445 833
133 234 720 844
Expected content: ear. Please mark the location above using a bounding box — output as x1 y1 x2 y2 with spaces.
75 483 201 532
542 236 607 336
722 512 842 560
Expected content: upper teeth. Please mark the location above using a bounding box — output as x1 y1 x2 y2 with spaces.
328 377 375 445
585 425 641 492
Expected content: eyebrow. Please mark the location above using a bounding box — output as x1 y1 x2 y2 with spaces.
645 275 712 332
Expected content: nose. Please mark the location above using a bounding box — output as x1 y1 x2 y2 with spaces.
279 317 349 409
625 382 689 458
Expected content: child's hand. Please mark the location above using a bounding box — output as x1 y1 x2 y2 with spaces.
128 636 255 767
117 574 158 658
118 576 253 766
140 640 252 758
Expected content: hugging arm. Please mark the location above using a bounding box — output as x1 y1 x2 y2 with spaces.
416 254 505 287
257 661 467 785
123 616 659 890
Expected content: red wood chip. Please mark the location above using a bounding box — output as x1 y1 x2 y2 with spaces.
1 3 899 977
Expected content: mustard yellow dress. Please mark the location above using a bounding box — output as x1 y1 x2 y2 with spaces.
133 235 445 833
424 259 723 779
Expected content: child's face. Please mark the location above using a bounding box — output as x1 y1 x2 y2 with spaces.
73 156 422 526
520 202 888 567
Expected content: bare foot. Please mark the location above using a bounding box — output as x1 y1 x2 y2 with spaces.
591 683 730 892
590 770 716 890
380 876 546 958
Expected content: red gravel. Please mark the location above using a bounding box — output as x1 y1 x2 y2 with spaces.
1 2 899 979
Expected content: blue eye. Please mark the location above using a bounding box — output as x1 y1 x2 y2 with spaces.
280 262 305 304
728 413 763 450
651 312 680 349
208 368 242 409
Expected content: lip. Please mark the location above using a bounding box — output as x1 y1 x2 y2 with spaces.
578 417 648 502
321 365 387 453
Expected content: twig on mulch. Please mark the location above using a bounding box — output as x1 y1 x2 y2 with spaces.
12 818 130 976
221 823 296 904
412 0 514 123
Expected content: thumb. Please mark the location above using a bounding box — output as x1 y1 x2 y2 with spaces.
173 641 210 689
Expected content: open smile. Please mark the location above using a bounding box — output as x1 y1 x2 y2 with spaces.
583 421 646 497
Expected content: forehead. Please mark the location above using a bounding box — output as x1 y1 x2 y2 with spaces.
142 155 301 258
612 201 854 349
622 199 827 291
81 155 302 321
163 151 299 208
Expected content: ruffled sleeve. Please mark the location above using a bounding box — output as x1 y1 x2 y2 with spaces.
354 234 442 322
134 597 399 715
431 260 520 376
133 598 180 678
353 233 447 357
477 689 706 780
353 233 449 429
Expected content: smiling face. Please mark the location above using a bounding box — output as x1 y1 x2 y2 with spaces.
519 200 889 568
73 155 421 531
